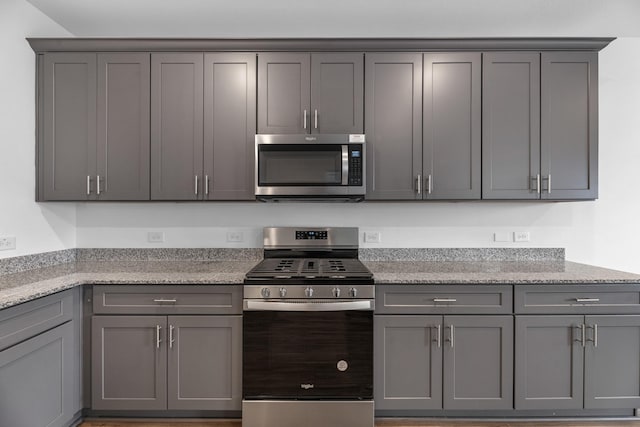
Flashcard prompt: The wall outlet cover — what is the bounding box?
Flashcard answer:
[147,231,165,243]
[0,236,16,251]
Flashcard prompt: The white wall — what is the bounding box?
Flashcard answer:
[0,0,75,259]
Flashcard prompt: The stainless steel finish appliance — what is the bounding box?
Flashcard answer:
[243,226,374,427]
[255,134,366,201]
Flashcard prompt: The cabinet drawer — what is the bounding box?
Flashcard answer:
[93,285,242,315]
[376,285,512,314]
[515,284,640,314]
[0,290,74,351]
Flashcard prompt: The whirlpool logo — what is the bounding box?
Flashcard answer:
[300,384,315,390]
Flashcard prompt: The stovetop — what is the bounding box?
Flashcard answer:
[246,258,372,279]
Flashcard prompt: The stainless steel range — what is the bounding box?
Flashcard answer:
[242,227,374,427]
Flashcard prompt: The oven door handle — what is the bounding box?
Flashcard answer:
[243,300,374,311]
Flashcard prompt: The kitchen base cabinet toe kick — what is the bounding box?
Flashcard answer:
[374,283,640,419]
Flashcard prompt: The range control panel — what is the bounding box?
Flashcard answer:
[295,230,328,240]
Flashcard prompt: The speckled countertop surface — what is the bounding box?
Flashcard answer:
[2,258,640,310]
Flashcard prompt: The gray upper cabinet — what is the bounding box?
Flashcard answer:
[203,53,256,200]
[483,51,598,200]
[151,53,204,200]
[97,53,150,200]
[482,52,541,199]
[365,53,423,200]
[40,52,150,201]
[258,52,363,134]
[541,52,598,200]
[423,53,481,199]
[41,53,97,201]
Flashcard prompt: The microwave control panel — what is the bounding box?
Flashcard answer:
[348,145,363,186]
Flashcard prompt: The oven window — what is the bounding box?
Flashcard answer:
[258,145,343,186]
[243,310,373,400]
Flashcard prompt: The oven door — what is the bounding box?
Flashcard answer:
[243,304,373,400]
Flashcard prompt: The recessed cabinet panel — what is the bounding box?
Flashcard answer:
[365,53,423,200]
[151,53,204,200]
[482,52,540,199]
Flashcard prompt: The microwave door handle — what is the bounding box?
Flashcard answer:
[342,145,349,185]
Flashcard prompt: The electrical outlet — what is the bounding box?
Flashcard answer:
[514,231,530,242]
[227,231,244,242]
[0,236,16,251]
[364,231,381,244]
[147,231,165,243]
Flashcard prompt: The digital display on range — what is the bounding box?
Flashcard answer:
[295,230,328,240]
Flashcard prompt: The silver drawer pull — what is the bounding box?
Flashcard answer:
[575,298,600,303]
[433,298,457,303]
[153,298,177,303]
[156,325,162,349]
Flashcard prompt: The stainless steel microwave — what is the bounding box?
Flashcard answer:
[255,134,366,202]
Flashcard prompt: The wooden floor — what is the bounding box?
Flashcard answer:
[79,419,640,427]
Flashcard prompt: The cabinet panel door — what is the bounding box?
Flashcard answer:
[482,52,540,199]
[585,315,640,409]
[257,53,310,134]
[541,52,598,199]
[443,315,513,410]
[97,53,150,200]
[365,53,423,200]
[311,53,364,134]
[167,316,242,410]
[374,315,442,410]
[203,53,256,200]
[423,53,481,199]
[92,316,167,410]
[151,53,204,200]
[515,315,584,410]
[42,53,96,200]
[0,322,75,427]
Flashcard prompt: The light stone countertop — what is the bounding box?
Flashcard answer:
[1,259,640,310]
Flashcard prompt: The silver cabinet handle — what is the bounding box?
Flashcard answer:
[587,324,598,348]
[194,175,199,195]
[445,325,454,348]
[532,174,541,194]
[574,324,586,347]
[543,174,551,194]
[303,109,307,129]
[575,298,600,303]
[432,324,441,348]
[416,174,422,195]
[153,298,177,303]
[205,175,209,196]
[87,175,91,195]
[169,325,175,349]
[156,325,162,349]
[314,109,318,129]
[426,174,432,194]
[96,175,101,195]
[433,298,457,303]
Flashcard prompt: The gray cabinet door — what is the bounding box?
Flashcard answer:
[541,52,598,200]
[443,315,513,409]
[515,315,584,410]
[584,315,640,409]
[482,52,541,200]
[167,315,242,410]
[41,53,96,200]
[310,53,364,134]
[97,53,150,200]
[257,53,310,134]
[365,53,423,200]
[203,53,256,200]
[423,53,481,199]
[91,315,167,410]
[374,315,442,410]
[151,53,204,200]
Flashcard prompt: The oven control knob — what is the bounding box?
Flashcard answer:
[305,287,314,298]
[332,287,341,298]
[279,287,287,298]
[349,287,358,298]
[261,287,271,298]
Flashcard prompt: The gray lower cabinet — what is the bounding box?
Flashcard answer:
[91,314,242,411]
[151,53,256,200]
[257,52,363,134]
[40,52,150,201]
[375,314,513,411]
[482,51,598,200]
[0,289,80,427]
